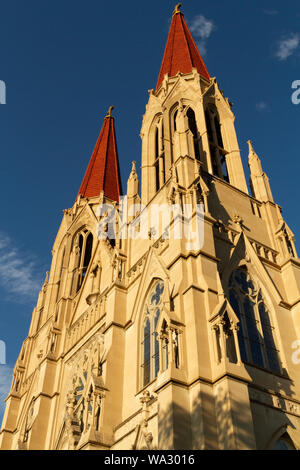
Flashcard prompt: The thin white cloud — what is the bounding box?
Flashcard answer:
[256,101,271,112]
[0,232,43,302]
[197,42,207,56]
[189,14,216,56]
[0,365,12,424]
[275,33,300,61]
[190,15,215,40]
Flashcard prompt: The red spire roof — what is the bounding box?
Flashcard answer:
[156,6,210,90]
[77,107,122,201]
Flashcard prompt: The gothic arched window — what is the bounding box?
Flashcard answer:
[283,228,295,257]
[172,104,201,162]
[205,106,229,182]
[173,109,178,132]
[187,107,200,161]
[141,280,165,387]
[153,118,165,192]
[273,434,296,450]
[56,245,66,303]
[229,269,281,374]
[72,230,94,294]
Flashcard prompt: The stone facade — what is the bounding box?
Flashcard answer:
[1,6,300,451]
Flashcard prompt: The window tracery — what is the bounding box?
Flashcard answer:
[64,334,105,448]
[229,269,281,373]
[141,280,165,387]
[20,397,37,446]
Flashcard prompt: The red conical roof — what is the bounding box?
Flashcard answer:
[156,8,210,90]
[77,108,122,201]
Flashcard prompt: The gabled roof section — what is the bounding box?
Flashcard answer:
[77,106,122,201]
[156,5,211,91]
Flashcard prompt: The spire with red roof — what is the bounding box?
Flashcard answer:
[156,3,210,91]
[77,106,122,201]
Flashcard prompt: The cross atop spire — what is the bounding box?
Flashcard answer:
[156,4,211,91]
[105,105,114,118]
[173,3,182,15]
[77,108,122,201]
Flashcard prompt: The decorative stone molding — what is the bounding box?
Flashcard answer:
[249,388,300,417]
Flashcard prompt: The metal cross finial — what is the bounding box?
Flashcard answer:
[173,3,182,15]
[105,106,114,118]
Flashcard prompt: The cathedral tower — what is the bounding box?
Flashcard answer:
[1,5,300,450]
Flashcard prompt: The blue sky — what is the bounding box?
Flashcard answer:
[0,0,300,423]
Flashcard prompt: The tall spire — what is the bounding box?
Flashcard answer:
[248,140,273,203]
[156,4,210,90]
[77,107,122,201]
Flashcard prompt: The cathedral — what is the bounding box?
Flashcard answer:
[1,4,300,450]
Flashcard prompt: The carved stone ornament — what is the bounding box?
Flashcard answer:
[64,333,106,448]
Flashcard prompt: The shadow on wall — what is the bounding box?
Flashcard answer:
[156,385,261,450]
[206,174,231,228]
[157,383,297,450]
[158,399,192,450]
[206,184,298,449]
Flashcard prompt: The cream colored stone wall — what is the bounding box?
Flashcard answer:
[1,69,300,451]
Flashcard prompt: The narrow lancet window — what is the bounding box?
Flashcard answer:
[141,280,165,387]
[205,107,229,182]
[187,108,200,160]
[142,317,151,387]
[153,118,166,192]
[71,230,94,294]
[155,127,159,160]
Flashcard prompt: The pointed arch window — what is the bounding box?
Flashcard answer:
[273,434,296,450]
[229,269,281,374]
[172,104,201,162]
[141,280,165,387]
[205,106,229,182]
[187,107,201,161]
[154,127,160,192]
[71,230,94,294]
[56,245,66,302]
[283,228,295,257]
[173,109,178,132]
[154,118,165,192]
